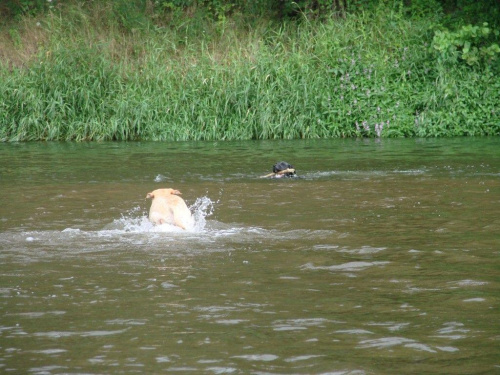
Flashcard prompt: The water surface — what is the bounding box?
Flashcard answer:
[0,138,499,374]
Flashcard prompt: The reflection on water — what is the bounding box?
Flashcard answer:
[0,138,499,374]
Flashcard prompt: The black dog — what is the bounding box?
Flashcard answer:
[261,161,297,178]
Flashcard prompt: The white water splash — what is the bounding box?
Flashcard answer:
[189,196,216,232]
[104,196,216,234]
[154,174,169,182]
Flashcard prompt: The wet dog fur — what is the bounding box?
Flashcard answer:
[146,188,194,230]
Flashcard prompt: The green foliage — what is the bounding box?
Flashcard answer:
[441,0,500,29]
[154,0,194,14]
[2,0,500,24]
[113,0,150,31]
[8,28,22,48]
[432,23,500,67]
[401,0,443,19]
[1,1,499,141]
[1,0,56,19]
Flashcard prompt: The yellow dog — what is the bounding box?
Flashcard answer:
[146,188,194,230]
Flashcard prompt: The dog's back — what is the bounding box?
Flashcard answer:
[146,188,194,230]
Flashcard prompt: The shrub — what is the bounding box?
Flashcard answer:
[432,23,500,67]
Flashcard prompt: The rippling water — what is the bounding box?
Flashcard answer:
[0,138,499,374]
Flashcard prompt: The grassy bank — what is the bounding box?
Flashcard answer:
[1,2,499,141]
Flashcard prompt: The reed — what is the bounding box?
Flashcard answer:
[1,2,498,141]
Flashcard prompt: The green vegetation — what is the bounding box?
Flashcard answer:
[1,0,499,141]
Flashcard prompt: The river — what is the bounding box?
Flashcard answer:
[0,138,499,374]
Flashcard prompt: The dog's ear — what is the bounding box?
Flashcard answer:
[146,192,154,199]
[172,189,182,195]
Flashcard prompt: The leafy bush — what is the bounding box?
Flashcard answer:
[432,23,500,67]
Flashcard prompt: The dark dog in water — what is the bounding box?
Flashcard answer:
[261,161,297,178]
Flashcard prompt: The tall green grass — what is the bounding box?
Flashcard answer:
[1,2,499,141]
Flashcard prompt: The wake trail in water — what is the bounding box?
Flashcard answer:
[1,195,340,257]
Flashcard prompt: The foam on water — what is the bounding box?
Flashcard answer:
[189,196,216,231]
[0,195,308,261]
[0,196,240,260]
[104,195,216,234]
[301,261,390,272]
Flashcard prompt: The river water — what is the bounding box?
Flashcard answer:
[0,138,499,374]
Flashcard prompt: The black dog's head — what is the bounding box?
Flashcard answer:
[273,161,296,177]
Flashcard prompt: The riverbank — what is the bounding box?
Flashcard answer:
[1,1,499,141]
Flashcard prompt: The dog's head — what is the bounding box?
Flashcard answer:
[146,188,182,199]
[272,161,296,177]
